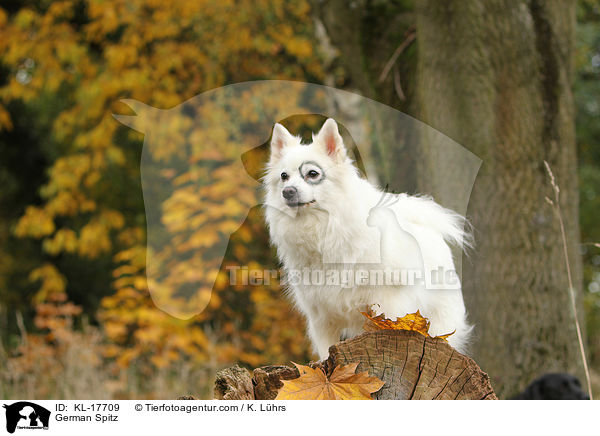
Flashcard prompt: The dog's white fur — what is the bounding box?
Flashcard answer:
[263,119,472,359]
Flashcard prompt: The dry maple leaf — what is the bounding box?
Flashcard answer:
[361,308,454,341]
[275,362,384,400]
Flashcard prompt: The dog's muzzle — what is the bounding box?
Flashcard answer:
[282,186,316,207]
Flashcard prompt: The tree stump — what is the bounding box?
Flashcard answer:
[212,330,497,400]
[214,364,255,400]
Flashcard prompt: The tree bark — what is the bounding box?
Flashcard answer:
[212,331,497,400]
[214,365,255,400]
[415,0,584,398]
[315,0,586,397]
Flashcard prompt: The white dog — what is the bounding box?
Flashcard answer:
[263,119,472,359]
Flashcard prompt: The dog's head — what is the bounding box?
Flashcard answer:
[264,118,355,215]
[514,373,589,400]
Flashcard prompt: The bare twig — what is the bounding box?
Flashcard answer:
[15,310,28,347]
[378,28,416,83]
[0,332,5,358]
[543,160,593,400]
[393,66,406,101]
[581,242,600,249]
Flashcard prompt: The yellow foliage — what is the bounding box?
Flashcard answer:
[78,220,112,258]
[0,104,12,130]
[43,228,78,255]
[29,263,67,303]
[1,0,324,385]
[15,206,55,238]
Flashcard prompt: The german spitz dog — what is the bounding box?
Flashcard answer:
[263,119,472,359]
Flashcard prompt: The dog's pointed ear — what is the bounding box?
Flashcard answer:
[315,118,346,161]
[270,123,294,161]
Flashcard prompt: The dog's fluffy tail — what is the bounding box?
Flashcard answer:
[396,194,473,250]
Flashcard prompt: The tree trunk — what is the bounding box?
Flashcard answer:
[211,331,497,400]
[314,0,419,193]
[415,0,584,397]
[316,0,586,398]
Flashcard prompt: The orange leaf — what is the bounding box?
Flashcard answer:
[275,362,384,400]
[361,308,454,341]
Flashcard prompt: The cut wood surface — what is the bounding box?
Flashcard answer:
[211,330,497,400]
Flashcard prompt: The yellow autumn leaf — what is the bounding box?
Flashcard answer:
[275,362,384,400]
[361,308,454,341]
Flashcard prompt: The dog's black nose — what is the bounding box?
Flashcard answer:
[282,187,298,201]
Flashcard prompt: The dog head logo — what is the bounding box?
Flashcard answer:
[112,81,480,318]
[3,402,50,434]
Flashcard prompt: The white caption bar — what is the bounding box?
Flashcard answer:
[0,400,595,435]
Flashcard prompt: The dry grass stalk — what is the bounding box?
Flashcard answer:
[544,160,593,400]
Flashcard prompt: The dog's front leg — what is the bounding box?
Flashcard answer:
[307,318,341,360]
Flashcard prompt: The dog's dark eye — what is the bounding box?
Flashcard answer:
[307,170,319,178]
[281,172,289,181]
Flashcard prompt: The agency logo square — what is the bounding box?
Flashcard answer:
[2,402,50,434]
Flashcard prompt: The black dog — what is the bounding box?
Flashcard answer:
[511,373,589,400]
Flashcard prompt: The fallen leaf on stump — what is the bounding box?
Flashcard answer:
[361,308,454,341]
[275,362,384,400]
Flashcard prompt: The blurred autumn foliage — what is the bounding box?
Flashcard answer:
[0,0,325,398]
[2,0,599,401]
